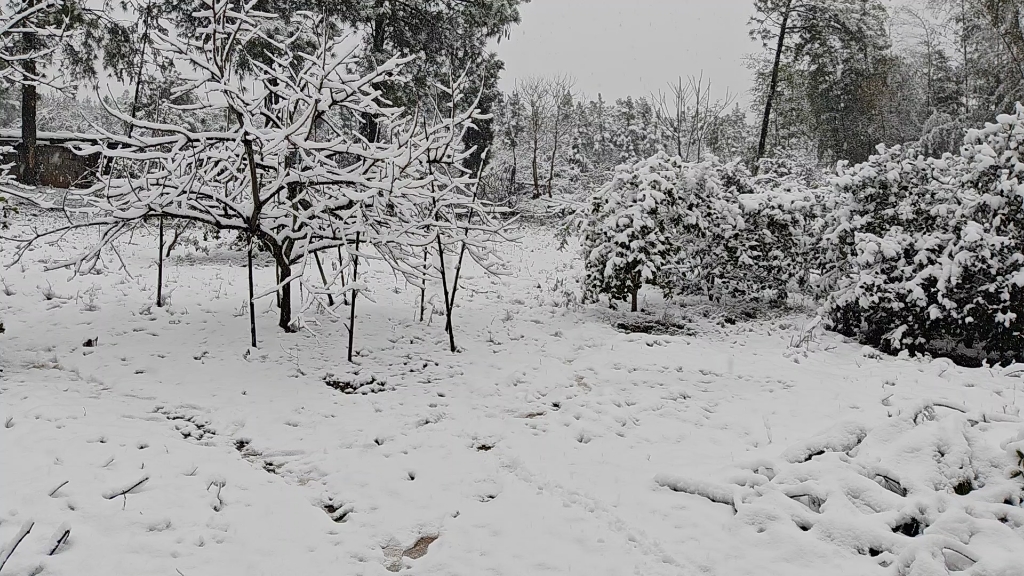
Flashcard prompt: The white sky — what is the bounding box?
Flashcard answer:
[492,0,760,105]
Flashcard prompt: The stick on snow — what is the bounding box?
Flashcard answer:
[0,520,33,571]
[103,474,150,500]
[48,523,70,555]
[48,480,69,497]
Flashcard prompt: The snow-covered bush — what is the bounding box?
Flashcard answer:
[824,104,1024,366]
[719,177,822,300]
[583,153,683,311]
[695,160,823,301]
[582,152,826,308]
[660,158,748,299]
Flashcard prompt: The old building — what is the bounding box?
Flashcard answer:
[0,130,103,189]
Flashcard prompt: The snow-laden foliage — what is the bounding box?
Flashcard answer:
[719,168,822,300]
[823,105,1024,366]
[0,0,69,89]
[583,153,825,308]
[669,159,823,301]
[583,153,681,311]
[8,0,512,337]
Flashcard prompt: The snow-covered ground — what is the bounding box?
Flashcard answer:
[2,219,1023,576]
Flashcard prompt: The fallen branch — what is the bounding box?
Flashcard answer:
[48,522,70,555]
[0,520,33,571]
[102,474,150,500]
[48,480,69,497]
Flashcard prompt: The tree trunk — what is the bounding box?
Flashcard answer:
[755,0,791,170]
[546,102,561,198]
[509,145,517,198]
[314,252,334,307]
[248,240,257,348]
[531,132,541,198]
[156,216,164,307]
[958,0,969,114]
[277,258,294,332]
[20,57,37,185]
[128,2,152,130]
[435,235,457,353]
[630,287,638,313]
[275,263,282,308]
[347,232,361,363]
[419,248,427,322]
[362,0,387,143]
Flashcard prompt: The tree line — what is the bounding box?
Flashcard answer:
[479,0,1024,205]
[749,0,1024,166]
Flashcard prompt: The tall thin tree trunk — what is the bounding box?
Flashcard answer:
[128,2,152,128]
[156,216,164,307]
[692,72,703,162]
[347,232,361,363]
[362,0,387,143]
[239,111,269,344]
[314,252,334,307]
[248,240,257,348]
[419,248,427,322]
[756,1,791,170]
[509,145,517,198]
[20,17,37,186]
[630,287,638,313]
[531,131,541,198]
[435,235,457,353]
[546,99,561,198]
[961,0,970,114]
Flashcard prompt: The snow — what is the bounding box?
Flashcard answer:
[1,217,1023,575]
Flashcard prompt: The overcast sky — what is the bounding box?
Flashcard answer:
[492,0,759,105]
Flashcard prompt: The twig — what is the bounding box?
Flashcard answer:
[102,474,150,500]
[48,480,69,497]
[48,523,70,555]
[0,520,33,571]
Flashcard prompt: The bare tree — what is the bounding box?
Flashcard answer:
[544,74,575,197]
[899,7,949,111]
[652,73,735,162]
[653,77,691,158]
[687,73,735,162]
[516,76,549,199]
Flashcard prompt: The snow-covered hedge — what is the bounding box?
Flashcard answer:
[582,153,826,307]
[824,104,1024,366]
[700,162,823,300]
[581,104,1024,366]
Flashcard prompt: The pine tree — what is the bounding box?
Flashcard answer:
[583,153,682,312]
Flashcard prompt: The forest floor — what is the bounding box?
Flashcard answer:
[1,217,1023,576]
